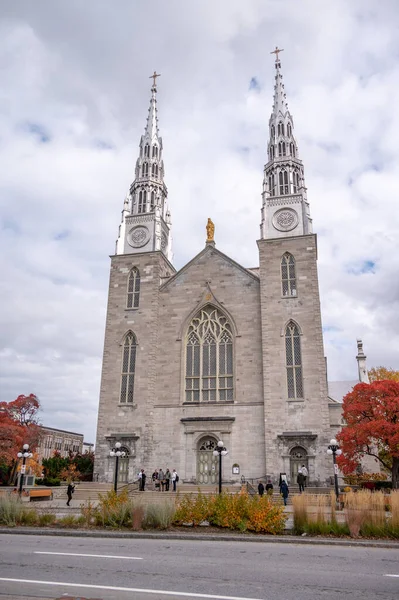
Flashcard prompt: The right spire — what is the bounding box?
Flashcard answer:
[260,48,312,239]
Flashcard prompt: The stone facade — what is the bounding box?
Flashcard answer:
[94,58,345,486]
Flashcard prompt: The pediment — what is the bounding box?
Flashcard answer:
[159,243,259,291]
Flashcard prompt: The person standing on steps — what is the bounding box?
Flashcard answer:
[280,480,289,506]
[159,468,165,491]
[258,481,265,496]
[140,469,146,491]
[172,469,178,492]
[165,468,171,491]
[66,482,75,506]
[297,469,305,493]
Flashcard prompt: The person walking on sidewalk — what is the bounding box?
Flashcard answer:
[66,482,75,506]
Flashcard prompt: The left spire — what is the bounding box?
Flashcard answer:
[115,73,172,262]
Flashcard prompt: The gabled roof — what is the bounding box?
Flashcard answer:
[160,243,259,291]
[328,380,358,404]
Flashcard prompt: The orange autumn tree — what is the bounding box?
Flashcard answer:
[337,381,399,489]
[368,366,399,383]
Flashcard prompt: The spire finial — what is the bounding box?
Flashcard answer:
[206,218,215,243]
[270,46,284,63]
[149,71,161,88]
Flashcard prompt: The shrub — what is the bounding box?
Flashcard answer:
[174,491,286,534]
[80,500,96,528]
[57,515,78,528]
[43,478,61,486]
[94,489,131,528]
[38,513,56,526]
[292,494,308,534]
[20,509,38,526]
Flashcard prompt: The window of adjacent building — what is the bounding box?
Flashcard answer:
[281,252,297,297]
[285,321,304,399]
[120,333,137,403]
[127,268,140,309]
[185,305,233,402]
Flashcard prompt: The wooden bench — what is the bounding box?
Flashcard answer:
[29,489,53,501]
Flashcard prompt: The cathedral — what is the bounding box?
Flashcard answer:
[94,53,365,486]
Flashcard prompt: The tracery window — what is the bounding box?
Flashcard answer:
[150,191,155,210]
[152,164,158,178]
[144,144,150,157]
[152,145,158,158]
[290,143,295,157]
[278,121,285,136]
[120,333,137,403]
[268,173,275,196]
[127,267,140,309]
[185,305,233,402]
[281,253,296,297]
[287,123,292,137]
[285,322,303,399]
[270,144,275,160]
[271,125,275,139]
[142,162,149,177]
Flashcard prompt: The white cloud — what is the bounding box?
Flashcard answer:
[1,0,399,442]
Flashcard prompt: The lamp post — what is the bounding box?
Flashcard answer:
[109,442,125,493]
[327,438,342,499]
[17,443,33,496]
[213,440,228,494]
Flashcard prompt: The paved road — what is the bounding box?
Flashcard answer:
[0,534,397,600]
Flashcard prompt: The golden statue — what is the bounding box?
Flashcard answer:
[206,218,215,242]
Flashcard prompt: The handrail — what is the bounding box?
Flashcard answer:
[118,480,140,494]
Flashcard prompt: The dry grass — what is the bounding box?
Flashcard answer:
[292,494,307,534]
[391,491,399,529]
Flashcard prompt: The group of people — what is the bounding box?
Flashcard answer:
[257,465,309,507]
[137,468,179,492]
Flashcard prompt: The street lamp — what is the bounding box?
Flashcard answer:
[109,442,125,493]
[327,438,342,499]
[213,440,228,494]
[17,443,33,496]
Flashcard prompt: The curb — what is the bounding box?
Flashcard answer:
[0,527,397,548]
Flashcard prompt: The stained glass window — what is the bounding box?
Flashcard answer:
[281,253,297,297]
[127,268,140,309]
[185,306,233,402]
[120,333,137,403]
[285,322,303,398]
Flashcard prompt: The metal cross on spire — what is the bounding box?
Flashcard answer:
[270,46,284,62]
[149,71,161,88]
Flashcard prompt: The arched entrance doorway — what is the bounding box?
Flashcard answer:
[290,446,308,482]
[197,437,219,484]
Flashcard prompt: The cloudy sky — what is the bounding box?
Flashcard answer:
[1,0,399,444]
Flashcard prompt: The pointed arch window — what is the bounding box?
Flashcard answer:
[144,144,150,157]
[138,190,147,213]
[290,143,295,157]
[279,171,289,195]
[150,191,155,210]
[127,267,140,309]
[185,306,233,403]
[278,122,285,136]
[271,125,275,139]
[142,163,149,177]
[152,145,158,158]
[281,253,296,297]
[270,144,275,160]
[285,322,303,398]
[268,173,275,197]
[120,333,137,403]
[287,123,292,137]
[152,164,158,178]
